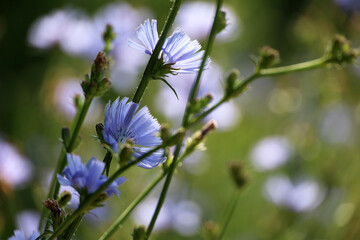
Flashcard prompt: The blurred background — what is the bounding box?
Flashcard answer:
[1,0,360,239]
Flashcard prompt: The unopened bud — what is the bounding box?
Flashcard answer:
[326,34,359,64]
[189,94,214,115]
[103,24,116,54]
[229,162,248,189]
[43,199,65,228]
[185,120,217,155]
[214,11,227,34]
[95,78,111,96]
[161,125,186,147]
[96,123,105,144]
[120,139,134,167]
[257,46,280,70]
[132,225,146,240]
[58,191,72,207]
[200,120,217,138]
[92,52,107,76]
[73,94,84,110]
[204,221,219,240]
[61,127,71,150]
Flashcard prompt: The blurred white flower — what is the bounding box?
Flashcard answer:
[156,63,241,130]
[176,1,240,42]
[52,78,102,123]
[250,136,293,171]
[132,197,173,231]
[16,210,40,237]
[264,175,325,212]
[132,197,202,236]
[0,139,33,188]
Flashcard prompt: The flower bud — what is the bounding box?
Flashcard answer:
[43,199,65,229]
[189,94,214,115]
[61,127,71,150]
[120,139,134,167]
[326,34,359,64]
[58,190,72,207]
[96,123,105,144]
[73,94,84,110]
[161,125,186,147]
[94,78,111,97]
[214,11,227,34]
[185,120,217,155]
[103,24,116,54]
[132,225,146,240]
[204,221,219,240]
[257,46,280,70]
[229,162,248,189]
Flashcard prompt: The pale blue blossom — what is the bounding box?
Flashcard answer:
[8,230,39,240]
[128,19,210,74]
[57,154,126,197]
[103,97,165,168]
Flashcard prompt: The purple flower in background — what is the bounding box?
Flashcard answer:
[57,154,126,197]
[263,175,325,212]
[103,97,165,168]
[128,19,210,75]
[176,1,240,42]
[334,0,360,12]
[8,230,39,240]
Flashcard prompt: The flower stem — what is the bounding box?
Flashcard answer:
[132,0,183,103]
[99,172,166,240]
[62,214,85,240]
[218,190,241,240]
[39,96,93,231]
[182,0,224,127]
[145,143,182,239]
[188,56,329,128]
[145,1,224,239]
[46,144,164,240]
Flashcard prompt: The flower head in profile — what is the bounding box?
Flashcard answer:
[128,19,210,77]
[57,154,126,197]
[8,230,39,240]
[103,97,165,169]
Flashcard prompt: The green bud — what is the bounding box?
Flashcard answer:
[58,191,72,207]
[189,94,214,115]
[229,162,248,189]
[73,94,84,110]
[61,127,71,149]
[185,120,217,155]
[326,34,359,64]
[161,125,186,147]
[204,221,220,240]
[224,69,241,98]
[96,123,105,144]
[257,46,280,70]
[132,225,146,240]
[103,24,116,54]
[120,139,134,167]
[214,11,227,34]
[94,78,111,96]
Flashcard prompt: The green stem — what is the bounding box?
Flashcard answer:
[132,0,183,103]
[145,1,224,239]
[182,0,224,127]
[188,56,329,128]
[99,172,166,240]
[62,214,84,240]
[218,190,241,240]
[47,144,164,240]
[145,144,182,239]
[39,97,93,231]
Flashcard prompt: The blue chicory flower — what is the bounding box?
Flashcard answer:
[57,154,126,197]
[128,19,210,74]
[103,97,165,169]
[8,230,39,240]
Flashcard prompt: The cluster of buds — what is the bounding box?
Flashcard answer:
[325,34,359,64]
[256,46,280,71]
[188,94,214,116]
[81,52,111,98]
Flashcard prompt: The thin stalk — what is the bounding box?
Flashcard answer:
[99,172,166,240]
[182,0,224,127]
[62,214,84,240]
[47,144,164,240]
[188,56,329,128]
[218,190,241,240]
[145,143,182,239]
[132,0,183,103]
[145,1,224,238]
[39,97,93,231]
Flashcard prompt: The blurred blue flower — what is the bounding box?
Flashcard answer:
[57,154,126,197]
[128,19,210,74]
[103,97,165,168]
[8,230,39,240]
